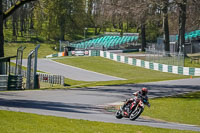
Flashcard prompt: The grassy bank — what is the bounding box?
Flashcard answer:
[0,110,197,133]
[54,56,190,85]
[4,43,57,58]
[142,91,200,126]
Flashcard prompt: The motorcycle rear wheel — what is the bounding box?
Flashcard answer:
[129,107,144,121]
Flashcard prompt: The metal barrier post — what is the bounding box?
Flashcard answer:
[15,46,26,76]
[26,50,34,89]
[26,44,40,89]
[34,45,40,89]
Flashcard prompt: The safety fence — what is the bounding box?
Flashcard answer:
[10,66,65,86]
[145,48,184,67]
[100,51,200,76]
[38,73,65,86]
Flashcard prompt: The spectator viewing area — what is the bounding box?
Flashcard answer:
[177,30,200,41]
[70,33,139,50]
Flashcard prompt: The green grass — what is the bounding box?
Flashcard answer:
[40,78,88,89]
[184,57,200,68]
[124,51,145,54]
[0,110,197,133]
[54,57,190,85]
[142,91,200,126]
[4,43,58,58]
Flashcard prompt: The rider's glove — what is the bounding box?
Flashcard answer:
[147,103,151,108]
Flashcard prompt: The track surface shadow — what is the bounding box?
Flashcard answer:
[0,78,200,131]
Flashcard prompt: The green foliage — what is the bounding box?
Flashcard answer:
[34,0,87,41]
[146,23,161,42]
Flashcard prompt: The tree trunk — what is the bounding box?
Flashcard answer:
[119,21,123,37]
[4,18,7,29]
[0,0,4,74]
[162,1,170,52]
[3,0,7,29]
[141,23,146,51]
[178,0,187,55]
[59,16,65,41]
[30,12,34,29]
[12,14,17,37]
[0,0,4,58]
[126,18,129,32]
[20,18,24,37]
[95,25,98,35]
[20,7,24,37]
[60,25,65,41]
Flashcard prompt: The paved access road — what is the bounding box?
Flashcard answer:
[0,78,200,131]
[20,59,125,81]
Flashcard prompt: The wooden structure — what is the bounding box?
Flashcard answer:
[188,53,200,64]
[0,56,24,90]
[0,56,16,75]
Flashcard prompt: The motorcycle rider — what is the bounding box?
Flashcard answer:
[122,87,150,111]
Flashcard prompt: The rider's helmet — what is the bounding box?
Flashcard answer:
[141,87,148,95]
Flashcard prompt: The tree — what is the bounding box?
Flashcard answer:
[149,0,171,52]
[0,0,36,74]
[176,0,187,53]
[127,0,152,51]
[162,0,170,52]
[0,0,36,58]
[0,0,5,58]
[34,0,87,41]
[100,0,151,51]
[171,0,200,53]
[89,0,105,35]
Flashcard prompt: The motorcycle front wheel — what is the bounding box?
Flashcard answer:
[115,109,123,119]
[129,107,144,121]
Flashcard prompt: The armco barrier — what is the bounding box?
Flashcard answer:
[0,75,8,90]
[100,51,200,76]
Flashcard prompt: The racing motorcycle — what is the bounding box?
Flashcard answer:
[115,96,149,121]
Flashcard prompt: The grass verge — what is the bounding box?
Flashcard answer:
[0,110,197,133]
[142,91,200,126]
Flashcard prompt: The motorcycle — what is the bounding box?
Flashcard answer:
[115,96,149,121]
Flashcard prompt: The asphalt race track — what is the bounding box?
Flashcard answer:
[0,78,200,131]
[20,59,125,81]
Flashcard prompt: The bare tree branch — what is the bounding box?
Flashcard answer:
[3,0,37,20]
